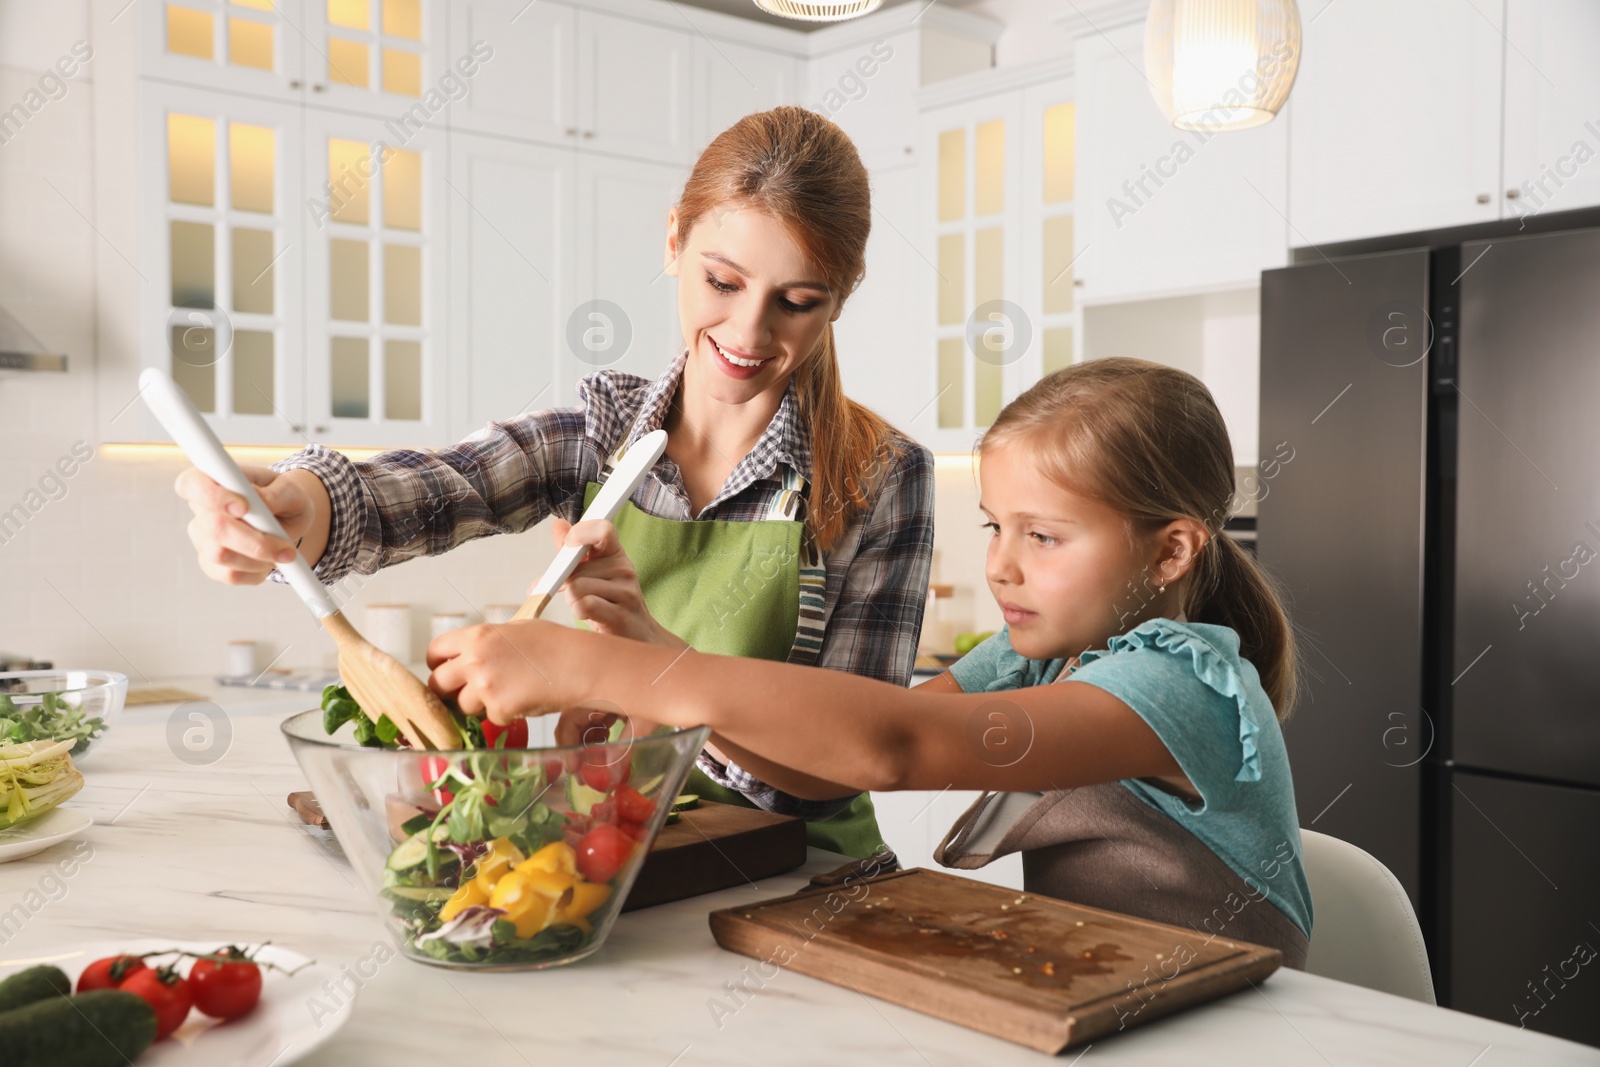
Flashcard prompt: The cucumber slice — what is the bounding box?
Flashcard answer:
[670,794,699,813]
[382,885,455,903]
[564,776,606,816]
[386,832,430,871]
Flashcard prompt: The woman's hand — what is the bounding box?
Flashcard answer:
[174,465,325,584]
[426,619,591,724]
[546,518,686,648]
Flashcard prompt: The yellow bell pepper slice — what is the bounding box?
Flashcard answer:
[488,869,554,939]
[438,878,489,923]
[472,837,525,892]
[558,881,612,924]
[517,841,578,877]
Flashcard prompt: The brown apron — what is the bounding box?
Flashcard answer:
[935,783,1309,969]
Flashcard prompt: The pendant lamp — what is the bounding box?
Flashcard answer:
[1145,0,1302,132]
[753,0,883,21]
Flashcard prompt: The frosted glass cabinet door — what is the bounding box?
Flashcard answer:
[140,82,306,445]
[143,0,307,100]
[446,132,574,442]
[302,0,450,119]
[303,108,449,447]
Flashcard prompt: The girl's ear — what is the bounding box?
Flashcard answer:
[1154,518,1211,584]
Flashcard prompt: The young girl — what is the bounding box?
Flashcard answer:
[427,357,1314,965]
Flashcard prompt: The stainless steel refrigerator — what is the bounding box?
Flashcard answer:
[1259,225,1600,1045]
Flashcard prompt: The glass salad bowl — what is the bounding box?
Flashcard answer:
[281,708,710,971]
[0,670,127,760]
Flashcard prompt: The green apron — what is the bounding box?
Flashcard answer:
[578,441,885,860]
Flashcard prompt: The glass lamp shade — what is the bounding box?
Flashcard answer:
[753,0,883,21]
[1145,0,1302,132]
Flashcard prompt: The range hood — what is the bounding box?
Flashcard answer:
[0,303,68,372]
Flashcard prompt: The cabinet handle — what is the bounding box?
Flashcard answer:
[1476,193,1491,204]
[904,146,913,155]
[312,83,326,93]
[582,130,595,139]
[1505,188,1521,200]
[289,79,303,90]
[565,127,578,137]
[290,424,303,434]
[313,425,327,434]
[1073,279,1085,288]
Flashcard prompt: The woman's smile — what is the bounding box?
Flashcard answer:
[707,333,776,380]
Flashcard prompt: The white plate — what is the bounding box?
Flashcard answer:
[0,806,92,863]
[0,939,354,1066]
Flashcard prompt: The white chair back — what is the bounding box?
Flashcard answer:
[1300,828,1436,1004]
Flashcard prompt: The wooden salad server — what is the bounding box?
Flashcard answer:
[139,368,460,750]
[512,428,670,621]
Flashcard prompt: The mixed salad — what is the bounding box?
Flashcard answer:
[0,690,107,756]
[320,685,681,967]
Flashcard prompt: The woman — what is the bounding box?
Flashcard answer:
[175,107,934,859]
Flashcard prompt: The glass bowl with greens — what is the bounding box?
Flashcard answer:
[0,670,126,760]
[281,690,710,971]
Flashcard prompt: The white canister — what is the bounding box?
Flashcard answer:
[431,611,470,641]
[225,640,256,678]
[482,604,518,625]
[366,603,413,665]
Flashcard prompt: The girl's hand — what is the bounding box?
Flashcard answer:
[174,465,316,585]
[546,518,686,648]
[426,619,589,724]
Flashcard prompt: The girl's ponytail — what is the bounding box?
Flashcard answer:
[1187,530,1297,718]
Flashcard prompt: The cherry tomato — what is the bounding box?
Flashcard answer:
[76,954,147,993]
[121,966,193,1040]
[590,796,618,826]
[420,756,454,806]
[579,751,631,793]
[189,947,263,1020]
[483,719,528,750]
[576,823,635,883]
[614,785,656,824]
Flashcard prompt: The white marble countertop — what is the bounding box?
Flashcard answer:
[4,680,1597,1066]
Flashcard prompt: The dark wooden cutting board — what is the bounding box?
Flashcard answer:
[709,867,1282,1052]
[622,800,807,911]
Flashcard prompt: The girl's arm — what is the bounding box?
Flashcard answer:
[430,623,1182,797]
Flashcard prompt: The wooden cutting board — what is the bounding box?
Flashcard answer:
[709,867,1282,1052]
[622,800,807,912]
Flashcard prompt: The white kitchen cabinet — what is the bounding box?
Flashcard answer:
[1501,0,1600,220]
[835,163,926,437]
[807,5,999,175]
[1287,0,1504,245]
[137,81,308,444]
[567,153,688,391]
[301,107,451,447]
[577,9,695,166]
[446,0,577,147]
[141,0,307,101]
[446,134,573,442]
[1075,23,1286,304]
[694,37,804,151]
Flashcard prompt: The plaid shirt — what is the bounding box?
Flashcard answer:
[271,347,935,819]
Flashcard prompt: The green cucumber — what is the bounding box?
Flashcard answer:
[670,794,699,813]
[383,885,455,903]
[0,988,156,1067]
[564,776,606,816]
[386,828,441,871]
[0,965,70,1013]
